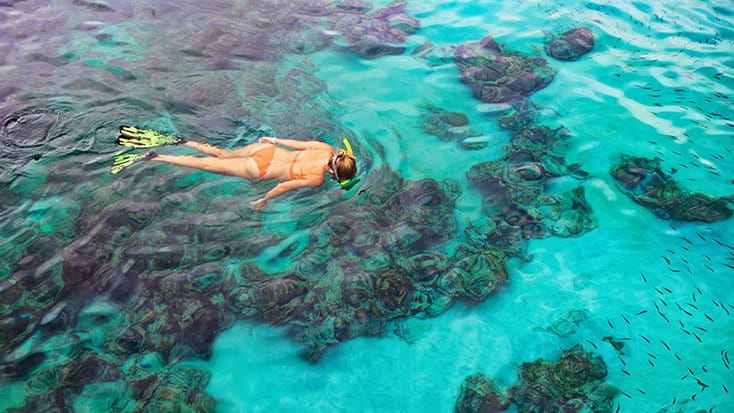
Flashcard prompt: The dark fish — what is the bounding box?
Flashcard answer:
[585,339,598,349]
[695,378,709,390]
[664,249,675,254]
[616,405,621,413]
[662,256,671,265]
[640,272,648,282]
[608,320,615,329]
[639,334,651,343]
[681,374,689,380]
[692,393,697,400]
[704,264,715,273]
[636,388,646,395]
[688,367,695,375]
[621,314,631,324]
[661,340,671,351]
[622,368,631,376]
[686,302,698,310]
[681,246,690,251]
[695,326,707,332]
[619,356,627,366]
[636,310,648,315]
[695,286,703,295]
[672,396,676,404]
[697,233,707,241]
[660,298,668,307]
[693,333,703,343]
[648,359,655,367]
[725,264,734,270]
[675,353,682,361]
[692,293,697,303]
[702,364,707,373]
[655,287,664,295]
[658,311,670,323]
[724,384,729,394]
[680,237,693,245]
[647,352,658,360]
[704,313,714,322]
[621,390,632,398]
[703,254,711,261]
[663,287,673,293]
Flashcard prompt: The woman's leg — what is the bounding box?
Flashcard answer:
[152,154,259,179]
[184,142,273,159]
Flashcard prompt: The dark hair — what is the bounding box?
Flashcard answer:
[332,149,357,181]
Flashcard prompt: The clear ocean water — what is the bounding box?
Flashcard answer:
[0,0,732,412]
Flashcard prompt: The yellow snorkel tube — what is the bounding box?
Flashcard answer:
[337,138,360,190]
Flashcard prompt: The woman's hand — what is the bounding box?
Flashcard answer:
[258,137,277,145]
[249,198,268,213]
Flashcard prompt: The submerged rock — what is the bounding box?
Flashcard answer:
[545,27,595,61]
[610,155,732,222]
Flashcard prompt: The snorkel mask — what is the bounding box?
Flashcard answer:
[331,138,360,190]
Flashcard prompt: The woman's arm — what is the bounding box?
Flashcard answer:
[249,175,324,212]
[259,137,333,152]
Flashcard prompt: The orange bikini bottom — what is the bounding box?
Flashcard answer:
[250,145,277,178]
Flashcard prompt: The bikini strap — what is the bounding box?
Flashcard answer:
[289,151,302,180]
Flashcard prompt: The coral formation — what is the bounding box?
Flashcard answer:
[454,36,556,104]
[418,103,486,150]
[545,28,595,61]
[455,373,510,413]
[610,155,732,222]
[454,345,618,413]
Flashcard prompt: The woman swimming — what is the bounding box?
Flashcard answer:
[112,127,357,212]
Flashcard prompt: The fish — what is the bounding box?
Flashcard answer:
[621,314,631,324]
[647,352,657,360]
[693,333,703,343]
[622,368,631,376]
[658,311,670,323]
[640,272,648,282]
[662,256,671,265]
[655,287,664,295]
[648,359,655,367]
[695,378,709,390]
[661,340,671,351]
[688,367,695,375]
[697,233,707,241]
[695,326,707,332]
[608,320,615,329]
[621,390,632,399]
[639,334,651,343]
[636,388,646,395]
[619,356,627,366]
[692,393,697,400]
[704,313,714,322]
[681,374,689,380]
[680,237,693,245]
[724,385,729,394]
[675,353,682,361]
[663,287,673,293]
[636,310,648,315]
[695,286,703,295]
[660,298,668,307]
[704,264,715,273]
[686,302,698,310]
[702,365,707,373]
[585,340,598,349]
[692,293,697,303]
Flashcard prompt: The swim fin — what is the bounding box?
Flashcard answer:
[110,151,157,175]
[117,126,185,148]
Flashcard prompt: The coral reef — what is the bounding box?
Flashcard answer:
[330,0,420,58]
[455,373,510,413]
[610,155,732,222]
[511,345,619,412]
[454,345,618,413]
[454,36,556,104]
[418,104,486,150]
[545,28,595,61]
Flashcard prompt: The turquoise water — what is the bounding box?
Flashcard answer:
[1,0,733,411]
